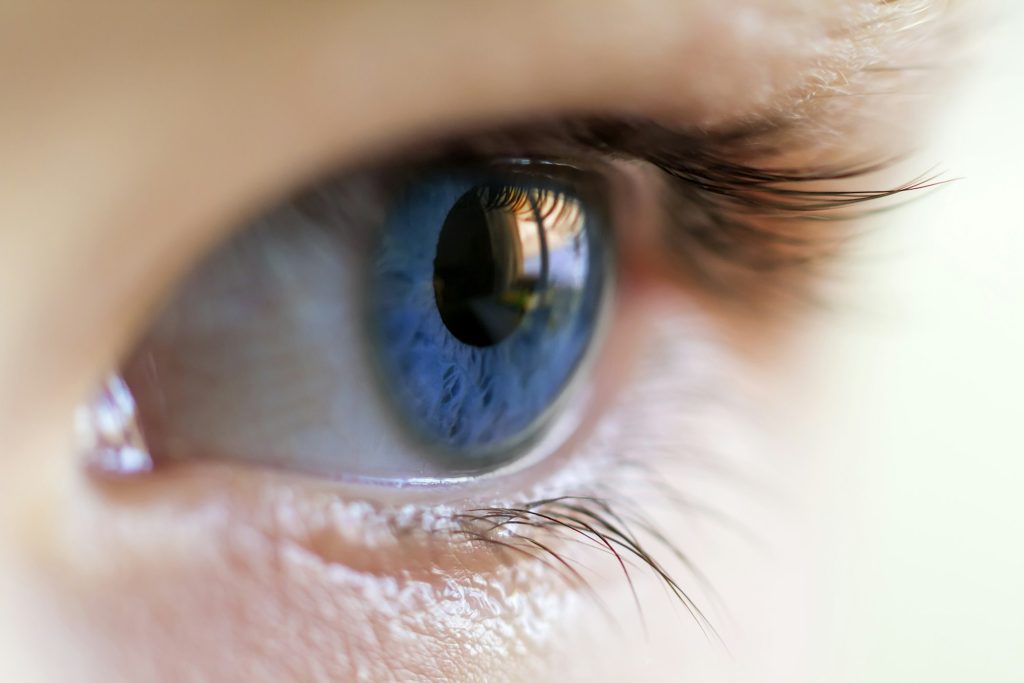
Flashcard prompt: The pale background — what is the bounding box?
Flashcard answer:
[796,1,1024,679]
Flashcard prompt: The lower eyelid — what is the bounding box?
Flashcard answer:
[46,466,583,680]
[76,298,688,566]
[94,254,691,525]
[53,284,747,683]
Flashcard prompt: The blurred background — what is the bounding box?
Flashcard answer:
[792,1,1024,679]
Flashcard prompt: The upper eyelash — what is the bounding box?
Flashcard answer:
[425,114,940,207]
[568,117,946,222]
[386,116,945,279]
[572,118,948,298]
[655,154,944,214]
[657,161,945,270]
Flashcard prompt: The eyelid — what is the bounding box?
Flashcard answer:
[373,119,942,304]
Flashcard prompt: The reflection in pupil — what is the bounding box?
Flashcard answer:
[433,186,540,347]
[372,174,597,455]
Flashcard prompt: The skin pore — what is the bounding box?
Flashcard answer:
[0,1,961,681]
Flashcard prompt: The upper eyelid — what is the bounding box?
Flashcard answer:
[368,113,939,210]
[330,117,941,290]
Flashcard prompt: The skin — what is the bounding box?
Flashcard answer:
[0,1,977,681]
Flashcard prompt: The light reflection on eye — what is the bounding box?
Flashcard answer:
[370,171,609,470]
[118,162,612,484]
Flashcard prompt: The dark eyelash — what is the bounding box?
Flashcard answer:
[656,155,944,215]
[656,159,947,299]
[448,494,724,645]
[571,117,946,229]
[592,122,949,300]
[432,115,941,212]
[398,116,946,292]
[657,162,945,272]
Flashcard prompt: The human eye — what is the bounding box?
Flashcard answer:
[2,1,971,681]
[108,158,615,484]
[74,111,939,668]
[73,129,755,671]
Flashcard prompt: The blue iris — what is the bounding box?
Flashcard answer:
[369,168,608,468]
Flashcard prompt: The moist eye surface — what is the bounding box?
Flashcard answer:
[369,170,610,467]
[118,163,612,484]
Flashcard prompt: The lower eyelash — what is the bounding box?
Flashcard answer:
[449,493,722,644]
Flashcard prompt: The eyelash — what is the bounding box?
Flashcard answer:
[387,118,942,290]
[451,494,721,641]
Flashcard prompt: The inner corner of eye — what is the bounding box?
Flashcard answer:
[98,163,614,486]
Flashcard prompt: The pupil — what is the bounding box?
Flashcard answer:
[433,187,540,347]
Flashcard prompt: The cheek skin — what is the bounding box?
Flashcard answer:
[5,467,578,682]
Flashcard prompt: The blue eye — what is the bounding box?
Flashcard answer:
[115,161,613,484]
[369,167,610,470]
